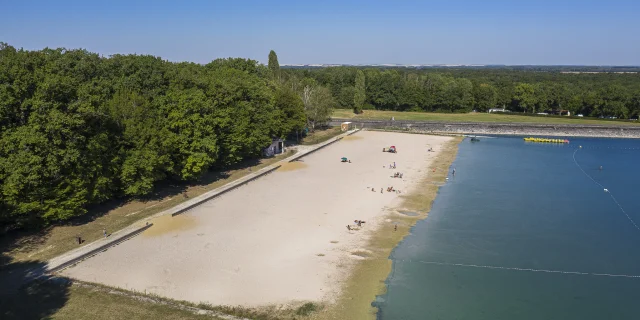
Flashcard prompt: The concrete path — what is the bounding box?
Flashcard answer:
[44,129,360,274]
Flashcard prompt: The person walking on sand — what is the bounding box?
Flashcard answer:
[347,225,351,231]
[394,224,397,231]
[452,168,456,177]
[103,228,107,238]
[381,188,383,194]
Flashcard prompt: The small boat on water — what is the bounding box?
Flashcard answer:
[523,137,570,144]
[470,137,480,142]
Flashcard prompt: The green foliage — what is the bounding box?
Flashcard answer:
[0,45,304,227]
[273,86,306,138]
[282,67,640,118]
[295,302,318,316]
[337,86,356,109]
[473,83,498,112]
[353,70,366,114]
[268,50,280,80]
[514,83,537,113]
[301,85,334,131]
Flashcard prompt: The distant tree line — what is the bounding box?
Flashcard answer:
[0,44,332,227]
[283,67,640,118]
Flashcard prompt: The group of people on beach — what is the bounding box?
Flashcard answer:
[353,147,404,233]
[346,220,366,231]
[370,186,401,194]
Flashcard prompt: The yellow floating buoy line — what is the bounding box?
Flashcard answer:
[523,137,570,143]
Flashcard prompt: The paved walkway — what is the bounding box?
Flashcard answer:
[44,129,360,274]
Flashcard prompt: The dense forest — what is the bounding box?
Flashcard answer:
[0,44,330,227]
[282,67,640,118]
[2,43,640,228]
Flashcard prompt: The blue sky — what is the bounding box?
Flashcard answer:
[2,0,639,65]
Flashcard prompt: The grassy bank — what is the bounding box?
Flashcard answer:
[0,279,223,320]
[1,150,295,266]
[316,135,462,320]
[1,277,326,320]
[333,109,640,126]
[300,127,344,145]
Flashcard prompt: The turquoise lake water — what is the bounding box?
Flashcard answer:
[376,136,640,320]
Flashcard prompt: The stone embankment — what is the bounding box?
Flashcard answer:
[331,119,640,138]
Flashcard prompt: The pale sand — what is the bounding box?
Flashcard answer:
[61,131,453,307]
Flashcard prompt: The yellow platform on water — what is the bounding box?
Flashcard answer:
[524,137,570,143]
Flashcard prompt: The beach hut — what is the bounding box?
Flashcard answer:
[341,122,354,131]
[263,138,284,157]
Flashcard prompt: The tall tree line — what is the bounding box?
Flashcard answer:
[0,44,317,227]
[283,67,640,118]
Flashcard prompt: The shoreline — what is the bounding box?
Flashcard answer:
[317,136,462,320]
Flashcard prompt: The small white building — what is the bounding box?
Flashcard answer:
[263,138,284,157]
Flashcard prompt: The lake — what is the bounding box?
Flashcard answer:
[376,136,640,320]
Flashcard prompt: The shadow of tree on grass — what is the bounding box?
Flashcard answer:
[0,252,70,320]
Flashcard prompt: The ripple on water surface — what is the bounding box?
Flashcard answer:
[377,136,640,320]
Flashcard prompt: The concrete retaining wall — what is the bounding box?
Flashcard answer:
[170,165,282,217]
[288,129,360,162]
[46,223,154,274]
[331,119,640,138]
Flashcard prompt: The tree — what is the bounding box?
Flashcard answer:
[108,90,171,196]
[353,70,366,114]
[0,43,292,227]
[442,78,473,112]
[280,65,640,115]
[473,83,497,112]
[600,84,630,118]
[337,86,356,109]
[273,86,306,138]
[268,50,280,81]
[302,85,334,131]
[514,83,536,113]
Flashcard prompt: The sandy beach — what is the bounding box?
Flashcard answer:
[61,130,453,307]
